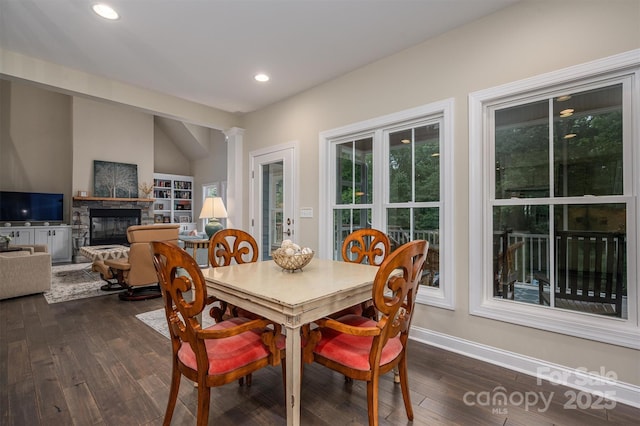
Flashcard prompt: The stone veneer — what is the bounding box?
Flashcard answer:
[71,198,154,246]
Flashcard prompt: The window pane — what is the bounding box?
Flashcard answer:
[335,138,373,204]
[491,202,627,317]
[336,143,353,204]
[549,204,627,318]
[354,138,373,205]
[387,207,411,249]
[389,130,413,203]
[553,85,623,197]
[333,208,372,260]
[495,101,550,199]
[414,207,440,287]
[415,124,440,202]
[204,185,218,197]
[493,205,550,304]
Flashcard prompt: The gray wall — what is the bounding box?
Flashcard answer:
[0,80,197,222]
[0,80,72,222]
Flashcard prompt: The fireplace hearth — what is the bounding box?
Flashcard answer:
[90,208,141,246]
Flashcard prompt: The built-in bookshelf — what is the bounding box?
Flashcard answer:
[153,173,195,232]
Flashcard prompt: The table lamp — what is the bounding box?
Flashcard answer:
[199,197,228,238]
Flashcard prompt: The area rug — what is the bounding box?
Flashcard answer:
[136,308,215,339]
[45,263,113,304]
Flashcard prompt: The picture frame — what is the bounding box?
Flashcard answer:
[93,160,138,198]
[154,214,163,223]
[163,216,171,223]
[156,203,164,210]
[179,216,190,223]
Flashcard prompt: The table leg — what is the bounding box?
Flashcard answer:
[285,325,302,426]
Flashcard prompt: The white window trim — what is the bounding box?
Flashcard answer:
[469,49,640,349]
[319,99,455,309]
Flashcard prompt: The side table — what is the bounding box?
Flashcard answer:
[181,238,210,267]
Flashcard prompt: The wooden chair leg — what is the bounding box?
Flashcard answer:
[163,362,182,426]
[196,383,211,426]
[398,358,414,420]
[393,366,400,383]
[366,376,380,426]
[238,373,252,386]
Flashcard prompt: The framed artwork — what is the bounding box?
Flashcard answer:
[93,160,138,198]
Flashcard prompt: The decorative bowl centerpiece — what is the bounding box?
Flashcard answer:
[272,239,314,272]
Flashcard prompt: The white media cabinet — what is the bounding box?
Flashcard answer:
[1,225,72,263]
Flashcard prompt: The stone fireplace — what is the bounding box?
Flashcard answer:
[72,197,154,248]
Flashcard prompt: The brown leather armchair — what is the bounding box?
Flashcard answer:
[101,224,180,300]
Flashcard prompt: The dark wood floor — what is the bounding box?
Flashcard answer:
[1,293,638,426]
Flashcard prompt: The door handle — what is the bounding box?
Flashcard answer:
[285,228,291,237]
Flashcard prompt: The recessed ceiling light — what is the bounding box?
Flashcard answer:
[560,108,574,117]
[401,139,411,144]
[254,73,270,82]
[92,4,119,20]
[564,133,577,139]
[557,95,572,102]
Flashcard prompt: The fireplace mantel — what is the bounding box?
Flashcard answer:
[73,196,154,202]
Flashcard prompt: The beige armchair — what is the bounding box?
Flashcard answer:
[0,247,51,300]
[98,224,179,301]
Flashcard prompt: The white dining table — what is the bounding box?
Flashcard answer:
[202,257,380,426]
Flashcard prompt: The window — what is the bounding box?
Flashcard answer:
[320,100,454,309]
[470,50,639,349]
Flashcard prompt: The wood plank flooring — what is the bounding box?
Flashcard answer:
[1,292,638,425]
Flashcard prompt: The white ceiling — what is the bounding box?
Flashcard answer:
[0,0,519,114]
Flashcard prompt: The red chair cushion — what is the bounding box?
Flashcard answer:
[313,314,403,371]
[177,317,271,375]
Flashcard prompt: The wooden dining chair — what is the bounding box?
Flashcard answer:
[331,228,391,319]
[208,228,259,267]
[306,240,428,426]
[151,241,283,426]
[208,228,261,319]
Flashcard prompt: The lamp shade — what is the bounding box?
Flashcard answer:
[199,197,228,220]
[199,197,228,238]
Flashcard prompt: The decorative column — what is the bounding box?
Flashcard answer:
[223,127,244,230]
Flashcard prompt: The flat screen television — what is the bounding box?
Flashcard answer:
[0,191,64,222]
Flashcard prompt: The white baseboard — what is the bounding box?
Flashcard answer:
[409,326,640,409]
